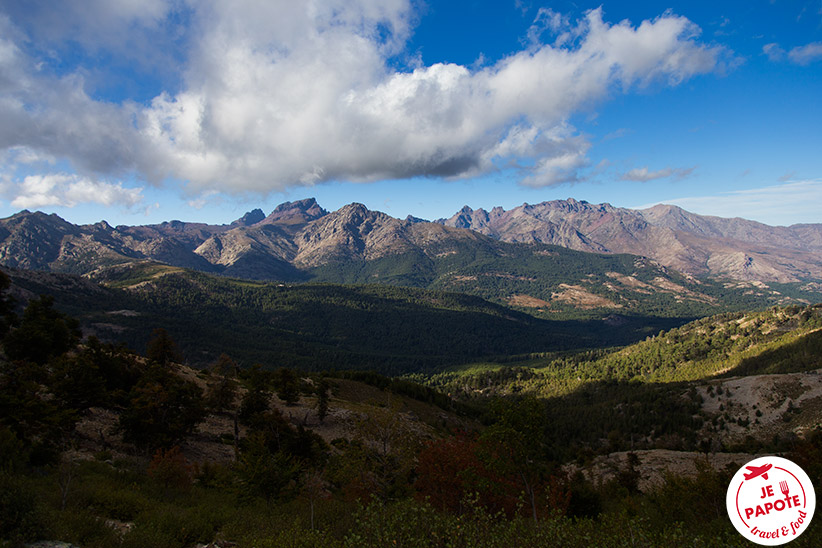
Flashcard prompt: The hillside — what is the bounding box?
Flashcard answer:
[419,304,822,458]
[308,239,821,319]
[3,277,822,547]
[69,363,477,468]
[542,303,822,384]
[2,203,820,325]
[426,304,822,393]
[2,200,821,304]
[0,288,491,546]
[438,199,822,283]
[8,264,682,374]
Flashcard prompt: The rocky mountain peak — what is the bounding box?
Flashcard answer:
[445,205,492,230]
[232,208,266,227]
[8,210,76,234]
[159,220,187,231]
[260,198,328,226]
[279,198,324,215]
[333,203,376,223]
[91,220,113,232]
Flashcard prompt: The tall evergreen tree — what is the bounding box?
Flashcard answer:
[275,367,300,406]
[316,378,330,423]
[2,295,79,365]
[146,328,183,366]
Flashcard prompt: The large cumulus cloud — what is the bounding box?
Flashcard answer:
[0,0,731,204]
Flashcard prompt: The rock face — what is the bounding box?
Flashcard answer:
[437,199,822,283]
[292,203,485,267]
[258,198,328,229]
[0,200,487,280]
[1,198,821,284]
[231,208,266,227]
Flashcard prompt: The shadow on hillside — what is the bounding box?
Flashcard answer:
[538,378,703,461]
[722,329,822,377]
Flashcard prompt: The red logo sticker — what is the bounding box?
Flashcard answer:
[727,456,816,545]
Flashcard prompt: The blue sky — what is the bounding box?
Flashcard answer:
[0,0,821,227]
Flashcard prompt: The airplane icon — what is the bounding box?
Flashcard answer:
[744,463,772,481]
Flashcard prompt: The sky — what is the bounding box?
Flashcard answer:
[0,0,821,228]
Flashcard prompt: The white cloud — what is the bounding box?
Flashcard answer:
[0,146,56,167]
[638,180,822,226]
[0,17,150,177]
[1,0,178,66]
[140,5,729,191]
[526,8,568,46]
[763,41,822,65]
[6,173,143,209]
[621,166,695,182]
[762,43,786,62]
[788,42,822,65]
[0,2,732,197]
[187,190,222,210]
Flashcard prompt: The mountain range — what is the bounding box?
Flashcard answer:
[0,199,485,280]
[437,199,822,283]
[1,198,821,317]
[3,197,822,282]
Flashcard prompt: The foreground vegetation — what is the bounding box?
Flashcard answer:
[4,429,822,548]
[3,270,822,546]
[6,456,822,548]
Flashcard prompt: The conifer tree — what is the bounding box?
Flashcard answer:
[316,378,330,423]
[146,327,183,366]
[275,367,300,406]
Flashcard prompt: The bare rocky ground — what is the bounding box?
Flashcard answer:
[68,368,475,467]
[566,369,822,493]
[697,369,822,444]
[565,449,756,493]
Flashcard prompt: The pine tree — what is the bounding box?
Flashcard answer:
[146,328,183,366]
[316,378,330,423]
[3,295,79,365]
[275,367,300,406]
[207,353,240,458]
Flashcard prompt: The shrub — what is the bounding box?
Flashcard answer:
[0,473,43,545]
[119,364,205,449]
[49,508,121,548]
[148,446,193,493]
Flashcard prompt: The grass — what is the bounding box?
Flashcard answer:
[17,459,797,548]
[101,263,185,289]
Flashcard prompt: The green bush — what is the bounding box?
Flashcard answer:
[0,473,43,545]
[48,508,121,548]
[243,519,343,548]
[136,503,223,547]
[73,480,148,522]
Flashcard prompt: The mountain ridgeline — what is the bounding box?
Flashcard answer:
[1,198,821,321]
[438,199,822,283]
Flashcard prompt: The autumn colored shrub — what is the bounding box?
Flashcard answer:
[148,446,193,492]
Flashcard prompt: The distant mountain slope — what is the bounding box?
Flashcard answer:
[4,264,680,373]
[1,199,821,317]
[437,199,822,283]
[430,304,822,399]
